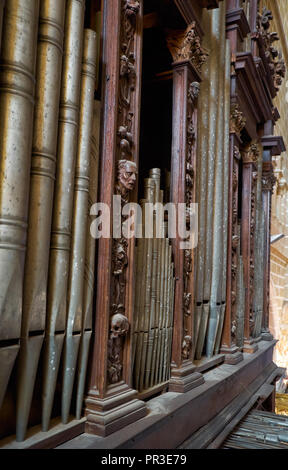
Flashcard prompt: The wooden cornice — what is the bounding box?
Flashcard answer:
[261,135,286,156]
[173,0,203,37]
[226,8,250,41]
[235,52,273,125]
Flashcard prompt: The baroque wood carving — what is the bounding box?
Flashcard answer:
[256,6,286,94]
[230,104,246,136]
[181,82,199,360]
[166,23,208,71]
[108,0,140,385]
[262,168,277,193]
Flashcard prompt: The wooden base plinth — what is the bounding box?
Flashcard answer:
[220,346,243,365]
[169,362,204,393]
[85,386,147,437]
[243,338,258,354]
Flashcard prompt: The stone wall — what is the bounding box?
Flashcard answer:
[260,0,288,373]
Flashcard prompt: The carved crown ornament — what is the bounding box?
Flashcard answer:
[230,104,246,136]
[166,22,209,71]
[256,6,286,94]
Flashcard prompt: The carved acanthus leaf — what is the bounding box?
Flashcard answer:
[166,22,209,71]
[242,143,260,164]
[262,169,277,192]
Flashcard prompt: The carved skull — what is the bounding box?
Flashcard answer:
[110,313,130,339]
[182,335,192,360]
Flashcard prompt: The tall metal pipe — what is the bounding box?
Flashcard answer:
[62,28,97,424]
[42,0,85,431]
[15,0,66,442]
[194,8,211,356]
[0,0,39,408]
[0,0,5,54]
[196,8,220,359]
[75,100,101,420]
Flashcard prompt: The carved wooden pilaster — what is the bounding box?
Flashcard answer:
[242,142,260,353]
[261,164,276,342]
[220,104,245,364]
[167,24,207,392]
[84,0,146,437]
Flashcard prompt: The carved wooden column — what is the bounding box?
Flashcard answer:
[84,0,146,437]
[261,130,285,341]
[220,105,245,363]
[261,162,276,342]
[241,142,260,353]
[166,24,207,392]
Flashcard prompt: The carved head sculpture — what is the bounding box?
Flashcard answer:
[125,0,140,16]
[182,335,192,360]
[110,313,130,339]
[188,82,200,102]
[118,160,138,192]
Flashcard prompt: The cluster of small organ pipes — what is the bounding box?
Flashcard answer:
[0,0,100,442]
[132,169,175,395]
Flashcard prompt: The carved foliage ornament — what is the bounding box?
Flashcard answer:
[166,23,209,71]
[182,81,199,353]
[256,7,286,93]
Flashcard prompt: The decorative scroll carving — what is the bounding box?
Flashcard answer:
[166,23,208,71]
[256,7,286,94]
[230,104,246,135]
[108,0,140,384]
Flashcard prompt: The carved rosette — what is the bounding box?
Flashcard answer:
[256,7,286,94]
[230,104,246,136]
[108,0,140,385]
[166,23,208,71]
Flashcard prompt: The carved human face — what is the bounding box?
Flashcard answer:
[118,160,137,191]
